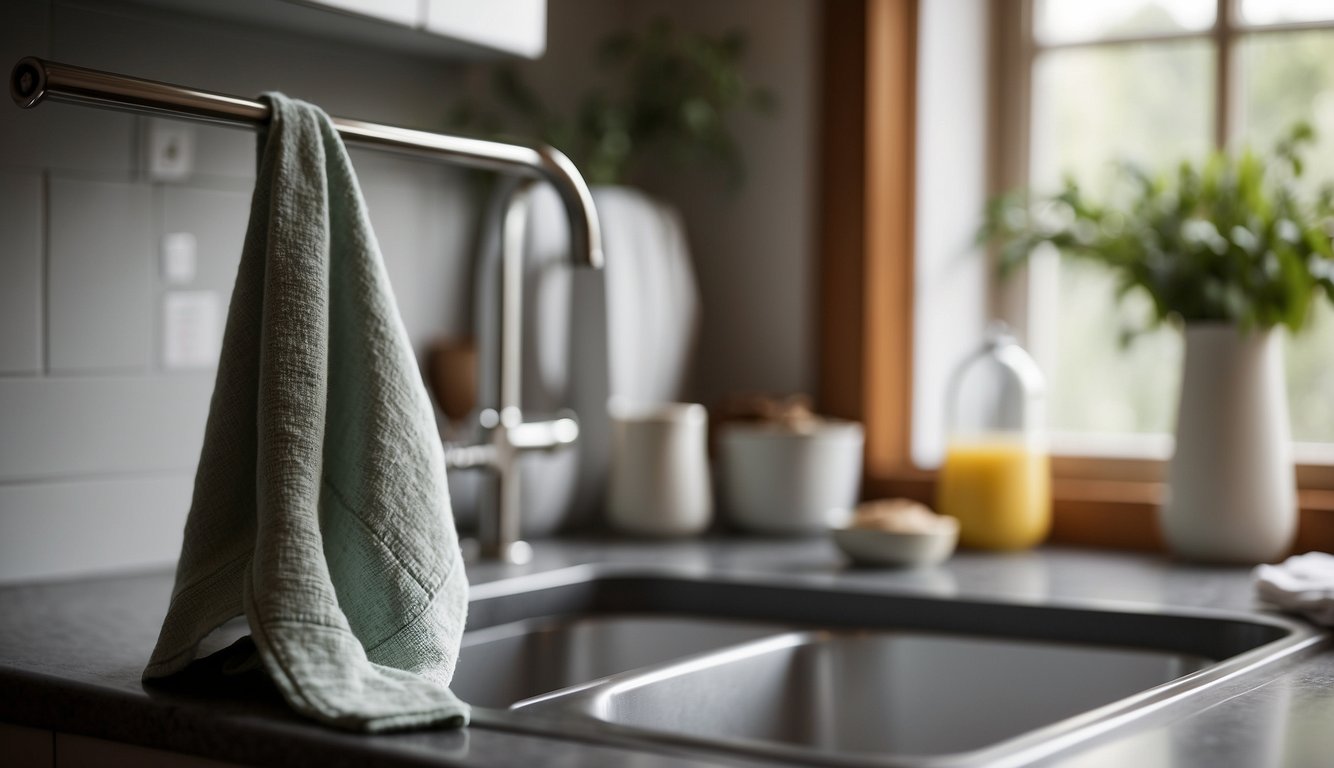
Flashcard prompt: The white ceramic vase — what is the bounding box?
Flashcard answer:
[1162,324,1296,564]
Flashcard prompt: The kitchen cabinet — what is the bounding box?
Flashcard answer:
[0,725,247,768]
[55,734,248,768]
[0,723,51,768]
[304,0,418,27]
[424,0,546,60]
[129,0,547,59]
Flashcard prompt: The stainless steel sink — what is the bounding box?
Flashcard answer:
[535,630,1211,755]
[460,565,1323,766]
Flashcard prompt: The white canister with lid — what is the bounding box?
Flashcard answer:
[719,419,864,535]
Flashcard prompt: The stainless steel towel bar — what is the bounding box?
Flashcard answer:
[8,56,603,269]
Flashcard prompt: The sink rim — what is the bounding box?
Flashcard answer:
[462,564,1327,767]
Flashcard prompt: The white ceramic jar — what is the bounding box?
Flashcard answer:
[719,420,864,535]
[606,401,713,537]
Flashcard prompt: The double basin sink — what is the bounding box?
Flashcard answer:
[452,565,1322,766]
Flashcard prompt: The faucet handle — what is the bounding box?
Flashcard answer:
[507,411,580,451]
[442,442,496,470]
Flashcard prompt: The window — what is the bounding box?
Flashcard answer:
[1018,0,1334,460]
[818,0,1334,552]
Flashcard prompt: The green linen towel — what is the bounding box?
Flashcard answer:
[143,93,470,732]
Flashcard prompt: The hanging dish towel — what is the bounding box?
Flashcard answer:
[1254,552,1334,627]
[143,93,470,732]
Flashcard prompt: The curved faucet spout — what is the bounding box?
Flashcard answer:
[534,146,604,272]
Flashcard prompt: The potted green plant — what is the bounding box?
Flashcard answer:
[980,123,1334,563]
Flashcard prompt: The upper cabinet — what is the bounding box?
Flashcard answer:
[424,0,546,60]
[135,0,547,59]
[310,0,420,28]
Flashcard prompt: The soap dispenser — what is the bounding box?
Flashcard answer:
[938,323,1051,550]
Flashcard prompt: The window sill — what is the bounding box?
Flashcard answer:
[865,469,1334,555]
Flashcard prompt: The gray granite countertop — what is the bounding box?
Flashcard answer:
[2,538,1332,767]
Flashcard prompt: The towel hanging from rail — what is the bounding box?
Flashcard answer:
[143,91,472,732]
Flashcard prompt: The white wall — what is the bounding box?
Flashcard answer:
[629,0,821,407]
[519,0,821,408]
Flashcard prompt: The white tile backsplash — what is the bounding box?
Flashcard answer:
[354,149,478,345]
[0,103,138,175]
[0,375,214,482]
[160,119,257,183]
[48,176,155,373]
[0,0,476,583]
[159,184,249,291]
[0,475,193,582]
[0,170,43,374]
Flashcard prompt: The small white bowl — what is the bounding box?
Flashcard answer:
[831,520,959,568]
[718,419,864,535]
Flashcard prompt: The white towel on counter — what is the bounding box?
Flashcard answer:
[1254,552,1334,627]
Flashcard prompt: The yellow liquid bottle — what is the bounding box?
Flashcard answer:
[938,437,1050,550]
[938,325,1050,550]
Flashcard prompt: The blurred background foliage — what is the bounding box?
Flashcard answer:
[451,18,776,188]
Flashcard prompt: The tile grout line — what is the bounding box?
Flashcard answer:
[0,467,195,488]
[40,169,49,377]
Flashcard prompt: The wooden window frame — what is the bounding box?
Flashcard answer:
[817,0,1334,554]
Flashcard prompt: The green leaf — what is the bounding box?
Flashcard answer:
[980,121,1333,335]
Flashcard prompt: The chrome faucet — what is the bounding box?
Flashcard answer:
[445,173,602,563]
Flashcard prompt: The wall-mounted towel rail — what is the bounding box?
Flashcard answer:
[8,56,603,270]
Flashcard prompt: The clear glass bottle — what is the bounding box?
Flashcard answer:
[937,323,1051,550]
